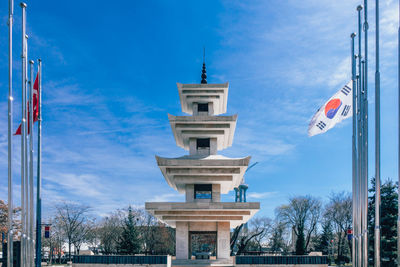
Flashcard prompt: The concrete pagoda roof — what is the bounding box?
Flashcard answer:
[177,83,229,115]
[145,202,260,228]
[155,155,250,194]
[168,114,237,151]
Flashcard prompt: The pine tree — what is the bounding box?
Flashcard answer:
[368,178,398,266]
[118,206,141,255]
[315,220,333,255]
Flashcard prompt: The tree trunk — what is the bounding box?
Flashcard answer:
[337,233,343,263]
[230,224,244,255]
[69,240,72,261]
[305,223,316,251]
[49,244,53,265]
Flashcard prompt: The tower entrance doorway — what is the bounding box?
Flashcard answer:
[189,231,217,259]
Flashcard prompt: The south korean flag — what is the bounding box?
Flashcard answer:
[308,81,353,137]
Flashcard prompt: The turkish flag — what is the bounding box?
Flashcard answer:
[15,72,39,135]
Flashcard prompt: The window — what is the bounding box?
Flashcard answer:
[194,184,212,199]
[198,103,209,112]
[197,138,210,149]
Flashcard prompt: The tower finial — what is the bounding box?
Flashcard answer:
[201,46,207,84]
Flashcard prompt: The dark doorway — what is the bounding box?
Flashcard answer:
[189,231,217,259]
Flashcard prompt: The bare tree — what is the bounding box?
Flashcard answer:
[72,219,94,255]
[324,192,352,262]
[269,220,290,255]
[85,219,100,254]
[235,228,265,255]
[42,217,64,265]
[135,208,175,255]
[135,208,156,254]
[230,217,272,255]
[151,223,175,255]
[249,217,272,251]
[98,210,124,255]
[55,202,91,261]
[276,195,321,253]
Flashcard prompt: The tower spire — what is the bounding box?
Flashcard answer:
[201,47,207,84]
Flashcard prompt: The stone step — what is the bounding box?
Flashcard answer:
[172,259,233,267]
[173,265,234,267]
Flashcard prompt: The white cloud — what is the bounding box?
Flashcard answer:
[148,193,182,202]
[247,191,277,199]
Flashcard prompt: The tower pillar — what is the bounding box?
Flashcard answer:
[217,222,230,259]
[176,222,189,259]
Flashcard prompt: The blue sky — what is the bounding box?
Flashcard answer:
[0,0,399,219]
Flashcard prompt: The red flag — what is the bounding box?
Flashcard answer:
[15,72,39,135]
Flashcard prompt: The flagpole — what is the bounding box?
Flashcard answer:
[29,59,35,267]
[361,59,366,267]
[351,32,358,267]
[362,1,369,265]
[25,34,30,267]
[7,0,14,266]
[397,0,400,265]
[35,59,42,267]
[20,3,27,267]
[28,60,32,267]
[374,0,381,266]
[357,5,363,266]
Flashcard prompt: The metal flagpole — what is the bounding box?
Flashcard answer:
[28,60,32,267]
[35,59,42,267]
[7,0,14,266]
[351,32,358,267]
[362,1,369,265]
[397,0,400,265]
[361,59,366,267]
[25,33,29,267]
[374,0,381,266]
[357,5,363,266]
[20,3,27,267]
[29,59,35,267]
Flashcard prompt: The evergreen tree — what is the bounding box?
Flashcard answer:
[315,220,333,255]
[295,225,306,255]
[368,178,398,266]
[118,206,141,255]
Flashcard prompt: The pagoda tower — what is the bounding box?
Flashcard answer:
[145,62,260,262]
